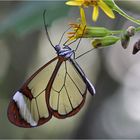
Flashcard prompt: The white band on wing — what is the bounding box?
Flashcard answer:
[13,91,37,127]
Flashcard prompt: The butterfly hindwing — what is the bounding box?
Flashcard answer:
[48,60,87,118]
[7,57,59,127]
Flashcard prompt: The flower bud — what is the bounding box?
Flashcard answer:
[121,34,130,49]
[132,39,140,55]
[92,36,120,48]
[121,26,136,49]
[86,27,110,38]
[126,26,136,37]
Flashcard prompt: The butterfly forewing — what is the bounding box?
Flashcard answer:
[8,57,59,127]
[48,60,87,118]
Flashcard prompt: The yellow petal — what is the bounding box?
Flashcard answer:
[92,5,99,22]
[80,7,86,25]
[99,0,115,19]
[66,0,83,6]
[68,36,76,41]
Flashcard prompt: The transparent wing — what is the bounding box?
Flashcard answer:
[49,60,87,118]
[8,57,88,127]
[8,57,59,127]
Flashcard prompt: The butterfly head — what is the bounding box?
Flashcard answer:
[55,45,74,59]
[54,45,61,52]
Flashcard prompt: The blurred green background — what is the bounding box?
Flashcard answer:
[1,0,140,139]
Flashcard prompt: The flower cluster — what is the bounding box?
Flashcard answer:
[66,0,115,22]
[65,0,140,54]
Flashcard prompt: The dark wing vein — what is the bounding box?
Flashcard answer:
[66,72,83,96]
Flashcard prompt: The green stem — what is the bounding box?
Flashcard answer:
[110,30,123,35]
[110,27,140,35]
[113,4,140,25]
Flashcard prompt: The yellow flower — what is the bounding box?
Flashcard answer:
[66,0,115,22]
[67,8,87,40]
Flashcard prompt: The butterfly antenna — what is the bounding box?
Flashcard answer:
[58,27,71,45]
[43,10,55,48]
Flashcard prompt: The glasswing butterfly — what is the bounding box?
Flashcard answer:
[7,10,96,128]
